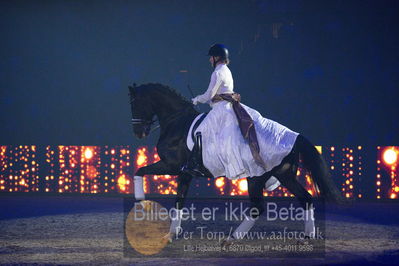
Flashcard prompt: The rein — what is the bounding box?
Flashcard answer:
[131,105,194,134]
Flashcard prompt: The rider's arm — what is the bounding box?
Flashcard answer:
[193,71,223,104]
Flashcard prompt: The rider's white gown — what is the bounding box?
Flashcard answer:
[190,63,299,180]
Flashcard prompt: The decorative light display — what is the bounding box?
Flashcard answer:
[0,146,39,192]
[0,145,397,199]
[324,146,364,199]
[377,146,399,199]
[104,146,133,194]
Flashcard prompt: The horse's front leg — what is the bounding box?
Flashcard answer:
[168,173,193,241]
[134,160,177,200]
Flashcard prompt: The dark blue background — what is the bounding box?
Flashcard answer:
[1,0,398,147]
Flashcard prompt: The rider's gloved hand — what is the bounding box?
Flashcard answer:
[192,97,199,105]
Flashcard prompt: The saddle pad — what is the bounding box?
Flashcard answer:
[186,113,207,151]
[186,113,281,191]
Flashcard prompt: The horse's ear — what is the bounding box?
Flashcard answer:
[128,83,137,95]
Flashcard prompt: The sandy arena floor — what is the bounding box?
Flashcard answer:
[0,195,398,265]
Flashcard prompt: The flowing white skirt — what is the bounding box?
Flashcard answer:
[189,101,299,180]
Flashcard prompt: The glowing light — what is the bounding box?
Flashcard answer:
[383,148,398,165]
[315,146,322,154]
[136,148,147,166]
[215,177,224,188]
[391,193,397,199]
[117,174,131,192]
[238,179,248,192]
[84,148,93,159]
[86,165,99,180]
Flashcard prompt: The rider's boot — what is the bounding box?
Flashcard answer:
[181,132,208,177]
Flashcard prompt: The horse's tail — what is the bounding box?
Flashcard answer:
[296,135,346,204]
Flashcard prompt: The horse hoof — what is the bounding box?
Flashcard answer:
[162,233,173,243]
[221,239,234,251]
[296,236,312,245]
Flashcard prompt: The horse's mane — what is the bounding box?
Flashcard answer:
[137,83,193,107]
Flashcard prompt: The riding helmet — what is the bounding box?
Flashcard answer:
[207,43,229,60]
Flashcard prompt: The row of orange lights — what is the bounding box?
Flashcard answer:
[0,145,398,199]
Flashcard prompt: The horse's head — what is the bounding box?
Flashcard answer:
[128,82,196,139]
[128,83,156,139]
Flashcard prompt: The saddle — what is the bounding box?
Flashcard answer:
[181,113,213,177]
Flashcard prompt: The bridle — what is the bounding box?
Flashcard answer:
[131,104,193,135]
[131,117,160,133]
[129,91,160,133]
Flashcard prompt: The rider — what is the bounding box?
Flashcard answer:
[193,44,233,104]
[181,43,234,177]
[182,43,273,179]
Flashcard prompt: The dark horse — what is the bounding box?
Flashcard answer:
[128,83,343,240]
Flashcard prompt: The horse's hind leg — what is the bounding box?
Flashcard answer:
[296,135,343,203]
[274,158,315,238]
[247,174,271,218]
